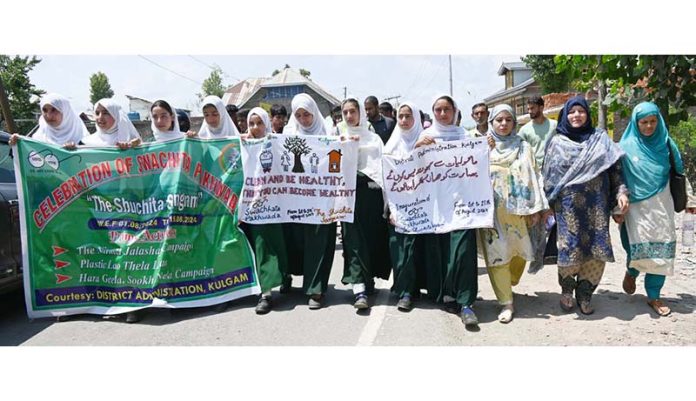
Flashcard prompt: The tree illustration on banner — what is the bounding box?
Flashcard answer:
[283,136,311,173]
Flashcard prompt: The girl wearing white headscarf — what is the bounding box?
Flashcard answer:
[282,93,337,309]
[82,98,141,148]
[238,107,289,315]
[9,93,89,148]
[286,93,330,136]
[383,102,423,156]
[149,100,185,142]
[415,94,469,147]
[198,95,240,139]
[415,95,480,327]
[478,104,549,323]
[383,102,437,311]
[338,98,390,309]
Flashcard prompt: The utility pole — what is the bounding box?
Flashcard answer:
[448,55,453,97]
[342,86,347,100]
[0,75,17,134]
[384,95,401,107]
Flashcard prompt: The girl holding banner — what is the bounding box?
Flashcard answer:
[82,98,141,148]
[383,102,441,312]
[477,104,548,324]
[284,93,337,309]
[239,108,289,314]
[415,95,479,328]
[149,100,193,142]
[8,93,90,149]
[338,98,391,310]
[198,95,240,139]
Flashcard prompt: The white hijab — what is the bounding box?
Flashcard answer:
[82,98,140,146]
[341,98,384,188]
[420,94,466,139]
[198,95,240,138]
[33,93,90,145]
[383,101,423,155]
[247,107,272,138]
[287,93,328,136]
[150,100,185,142]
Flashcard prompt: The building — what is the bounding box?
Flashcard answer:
[483,61,542,116]
[222,68,341,117]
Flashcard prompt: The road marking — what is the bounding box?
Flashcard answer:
[356,280,390,346]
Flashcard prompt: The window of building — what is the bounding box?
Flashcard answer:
[265,85,304,100]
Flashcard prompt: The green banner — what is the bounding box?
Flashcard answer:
[14,137,258,318]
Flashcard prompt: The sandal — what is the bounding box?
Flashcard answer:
[622,272,636,295]
[498,304,514,323]
[647,299,671,316]
[560,294,574,312]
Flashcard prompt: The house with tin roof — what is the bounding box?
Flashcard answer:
[222,68,340,117]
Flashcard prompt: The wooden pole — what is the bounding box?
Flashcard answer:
[0,75,18,134]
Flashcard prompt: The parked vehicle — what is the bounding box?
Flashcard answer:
[0,131,22,294]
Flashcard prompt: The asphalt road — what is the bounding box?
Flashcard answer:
[2,221,696,346]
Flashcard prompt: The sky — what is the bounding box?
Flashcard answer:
[27,54,520,128]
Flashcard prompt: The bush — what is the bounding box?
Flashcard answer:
[671,115,696,184]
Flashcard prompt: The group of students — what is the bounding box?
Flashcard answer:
[8,90,696,328]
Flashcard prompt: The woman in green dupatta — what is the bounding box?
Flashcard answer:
[618,101,696,316]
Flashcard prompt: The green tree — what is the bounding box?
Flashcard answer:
[554,55,696,129]
[89,71,114,105]
[0,55,45,134]
[198,67,225,100]
[299,68,311,78]
[671,115,696,183]
[521,55,571,93]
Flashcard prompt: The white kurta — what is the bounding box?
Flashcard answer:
[624,184,676,276]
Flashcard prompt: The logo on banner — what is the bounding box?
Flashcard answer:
[219,143,241,171]
[27,150,79,170]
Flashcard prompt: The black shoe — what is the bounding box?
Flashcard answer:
[255,296,272,315]
[444,301,459,314]
[279,277,292,294]
[126,311,141,324]
[397,295,412,311]
[354,293,369,310]
[365,281,376,295]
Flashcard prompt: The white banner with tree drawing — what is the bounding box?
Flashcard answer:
[382,137,495,234]
[239,134,359,224]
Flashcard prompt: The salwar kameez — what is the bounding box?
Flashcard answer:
[618,183,696,300]
[390,228,449,300]
[445,229,479,307]
[341,174,391,291]
[544,125,627,305]
[241,223,288,294]
[552,168,624,302]
[284,222,337,295]
[478,119,548,307]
